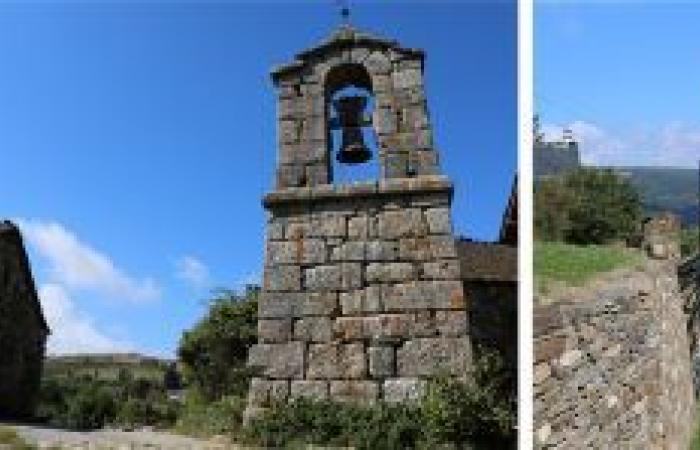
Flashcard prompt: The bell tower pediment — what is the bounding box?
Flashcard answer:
[270,26,440,190]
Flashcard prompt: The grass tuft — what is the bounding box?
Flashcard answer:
[535,241,644,291]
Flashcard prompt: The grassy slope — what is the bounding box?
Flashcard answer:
[535,241,645,291]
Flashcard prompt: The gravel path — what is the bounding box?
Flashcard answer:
[5,424,246,450]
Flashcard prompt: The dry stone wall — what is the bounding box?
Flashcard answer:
[534,260,695,449]
[246,178,469,416]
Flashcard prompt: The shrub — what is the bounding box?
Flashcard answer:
[245,351,516,449]
[246,398,424,450]
[62,383,117,430]
[535,168,642,245]
[177,287,258,401]
[175,393,246,437]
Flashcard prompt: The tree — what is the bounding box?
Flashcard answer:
[177,287,259,401]
[535,168,642,245]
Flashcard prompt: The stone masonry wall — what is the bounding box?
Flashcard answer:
[245,178,469,416]
[534,260,695,449]
[0,221,48,418]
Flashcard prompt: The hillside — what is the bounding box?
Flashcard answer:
[611,166,698,225]
[44,352,173,381]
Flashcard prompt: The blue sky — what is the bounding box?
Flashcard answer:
[536,2,700,168]
[0,2,516,357]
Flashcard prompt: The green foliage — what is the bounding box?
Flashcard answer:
[37,369,179,430]
[534,241,644,291]
[535,168,643,245]
[175,394,246,437]
[177,287,258,401]
[681,227,699,257]
[246,398,424,450]
[245,351,515,449]
[422,351,516,446]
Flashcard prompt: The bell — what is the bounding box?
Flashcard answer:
[332,95,372,165]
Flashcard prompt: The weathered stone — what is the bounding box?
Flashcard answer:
[422,260,461,280]
[266,240,326,265]
[294,317,332,342]
[341,263,363,290]
[304,265,341,291]
[397,337,471,377]
[310,214,346,238]
[330,381,379,404]
[331,241,365,262]
[400,236,458,261]
[339,289,364,315]
[299,292,338,316]
[430,281,467,310]
[291,381,328,400]
[425,207,451,234]
[366,262,415,283]
[279,119,299,144]
[266,219,285,241]
[247,378,271,406]
[364,51,391,74]
[412,310,437,337]
[369,346,395,377]
[383,378,426,403]
[264,265,301,292]
[392,68,422,89]
[258,318,292,343]
[339,286,382,315]
[258,292,295,318]
[435,310,468,336]
[286,221,311,239]
[277,164,305,188]
[270,380,289,402]
[366,240,400,261]
[248,341,304,379]
[348,216,369,239]
[307,343,366,379]
[382,281,430,311]
[378,209,427,239]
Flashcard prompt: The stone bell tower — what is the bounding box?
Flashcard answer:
[246,26,470,416]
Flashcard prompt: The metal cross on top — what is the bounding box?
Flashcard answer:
[337,0,350,25]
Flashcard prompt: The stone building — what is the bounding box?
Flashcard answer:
[533,116,581,179]
[245,25,472,416]
[0,220,49,419]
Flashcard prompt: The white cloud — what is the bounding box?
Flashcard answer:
[39,283,133,355]
[17,220,161,303]
[175,256,210,289]
[542,121,700,168]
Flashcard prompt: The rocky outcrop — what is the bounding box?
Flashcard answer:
[0,220,49,419]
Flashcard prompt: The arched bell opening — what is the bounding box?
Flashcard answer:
[324,63,380,185]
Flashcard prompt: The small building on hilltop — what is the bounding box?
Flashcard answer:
[533,115,581,179]
[0,220,49,419]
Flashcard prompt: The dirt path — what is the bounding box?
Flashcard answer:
[5,424,246,449]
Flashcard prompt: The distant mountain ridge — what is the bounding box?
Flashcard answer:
[610,166,698,226]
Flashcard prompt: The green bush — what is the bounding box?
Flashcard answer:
[62,383,117,430]
[535,168,642,245]
[681,226,699,257]
[178,287,258,401]
[246,398,424,450]
[37,369,178,430]
[245,351,516,449]
[175,394,246,437]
